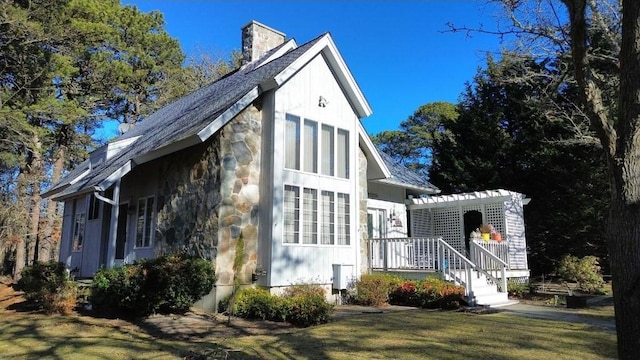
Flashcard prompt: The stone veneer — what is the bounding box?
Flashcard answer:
[154,105,262,290]
[358,148,369,274]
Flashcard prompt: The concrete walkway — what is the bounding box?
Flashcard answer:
[499,296,616,333]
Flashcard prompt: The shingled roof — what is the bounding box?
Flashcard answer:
[45,35,325,200]
[374,150,440,194]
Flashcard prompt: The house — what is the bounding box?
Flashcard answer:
[43,21,529,309]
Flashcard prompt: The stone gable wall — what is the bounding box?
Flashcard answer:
[154,138,222,260]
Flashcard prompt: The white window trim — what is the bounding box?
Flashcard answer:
[135,196,155,249]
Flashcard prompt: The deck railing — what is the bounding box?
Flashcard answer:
[469,240,508,292]
[472,239,509,268]
[368,237,508,297]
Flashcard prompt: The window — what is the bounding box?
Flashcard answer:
[283,185,300,243]
[284,185,349,246]
[320,191,334,244]
[337,193,350,245]
[303,120,318,173]
[72,213,85,251]
[135,196,154,248]
[321,125,334,176]
[285,113,349,179]
[337,129,349,179]
[285,114,300,170]
[302,188,318,244]
[88,195,100,220]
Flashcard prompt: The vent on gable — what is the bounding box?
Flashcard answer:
[241,20,286,64]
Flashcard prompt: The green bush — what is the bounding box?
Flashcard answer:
[354,274,402,306]
[16,261,78,314]
[91,253,216,317]
[227,285,334,327]
[507,279,529,298]
[556,255,604,294]
[418,278,465,309]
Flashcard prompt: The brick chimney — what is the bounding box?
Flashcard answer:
[242,21,286,65]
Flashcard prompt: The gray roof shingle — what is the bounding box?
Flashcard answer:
[376,150,440,194]
[49,35,324,200]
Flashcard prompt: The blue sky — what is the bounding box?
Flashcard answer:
[123,1,505,136]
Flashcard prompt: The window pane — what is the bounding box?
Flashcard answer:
[284,185,300,243]
[303,188,318,244]
[136,198,146,247]
[321,191,334,245]
[337,193,350,245]
[321,125,334,176]
[73,213,85,251]
[285,114,300,170]
[144,197,154,247]
[304,120,318,173]
[337,129,349,179]
[88,195,99,220]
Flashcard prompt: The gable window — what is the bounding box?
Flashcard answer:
[321,125,334,176]
[304,120,318,173]
[72,213,85,251]
[284,185,349,246]
[285,113,349,179]
[285,114,300,170]
[337,129,349,179]
[135,196,155,248]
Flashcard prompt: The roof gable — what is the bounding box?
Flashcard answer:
[45,32,375,201]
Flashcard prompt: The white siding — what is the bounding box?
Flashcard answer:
[269,53,359,287]
[367,198,408,238]
[506,197,528,270]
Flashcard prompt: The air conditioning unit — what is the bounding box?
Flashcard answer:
[332,264,353,290]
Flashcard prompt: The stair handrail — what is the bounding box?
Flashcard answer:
[436,238,476,299]
[470,240,508,293]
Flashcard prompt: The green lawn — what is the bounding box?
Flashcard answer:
[0,307,617,359]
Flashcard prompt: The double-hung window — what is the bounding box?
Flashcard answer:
[135,196,154,248]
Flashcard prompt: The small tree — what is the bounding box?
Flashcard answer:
[556,255,604,295]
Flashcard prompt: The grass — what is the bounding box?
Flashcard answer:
[0,307,617,359]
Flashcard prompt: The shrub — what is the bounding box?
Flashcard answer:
[16,261,78,314]
[507,279,529,298]
[354,274,402,306]
[91,253,216,317]
[556,255,604,294]
[389,280,420,306]
[226,285,334,327]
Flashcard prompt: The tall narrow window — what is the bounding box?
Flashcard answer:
[135,196,154,248]
[320,191,334,244]
[337,193,350,245]
[283,185,300,243]
[302,188,318,244]
[73,213,85,251]
[321,125,334,176]
[303,120,318,173]
[285,114,300,170]
[337,129,349,179]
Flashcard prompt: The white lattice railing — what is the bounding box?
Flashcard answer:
[369,237,439,271]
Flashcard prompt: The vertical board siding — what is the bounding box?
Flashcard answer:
[270,53,360,286]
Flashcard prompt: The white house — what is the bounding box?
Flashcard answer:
[43,21,529,308]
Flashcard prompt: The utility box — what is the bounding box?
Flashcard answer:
[332,264,353,290]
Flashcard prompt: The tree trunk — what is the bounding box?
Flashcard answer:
[27,134,43,265]
[13,172,28,279]
[609,0,640,357]
[40,145,66,262]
